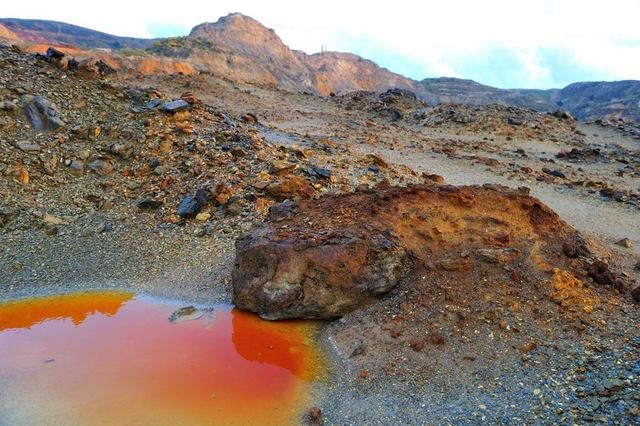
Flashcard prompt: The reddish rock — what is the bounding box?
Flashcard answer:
[265,176,316,201]
[429,332,446,345]
[305,406,323,425]
[232,184,579,319]
[587,260,617,286]
[409,337,426,352]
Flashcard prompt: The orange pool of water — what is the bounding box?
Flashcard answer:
[0,291,324,425]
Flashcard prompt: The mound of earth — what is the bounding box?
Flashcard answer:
[233,183,635,320]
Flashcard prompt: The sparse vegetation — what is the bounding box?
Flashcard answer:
[146,36,221,59]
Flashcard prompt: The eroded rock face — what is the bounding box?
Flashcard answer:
[233,223,409,320]
[232,184,579,319]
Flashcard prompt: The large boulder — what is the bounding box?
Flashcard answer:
[233,224,409,320]
[232,184,584,319]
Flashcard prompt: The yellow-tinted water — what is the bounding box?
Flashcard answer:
[0,291,324,425]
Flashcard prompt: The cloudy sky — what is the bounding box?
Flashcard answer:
[3,0,639,89]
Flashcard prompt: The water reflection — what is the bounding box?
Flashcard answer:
[232,308,316,380]
[0,290,132,331]
[0,291,322,425]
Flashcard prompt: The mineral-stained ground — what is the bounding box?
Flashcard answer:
[1,42,639,424]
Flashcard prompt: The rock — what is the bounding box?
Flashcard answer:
[587,260,617,286]
[305,406,323,425]
[0,100,18,112]
[43,214,63,225]
[65,160,85,176]
[367,153,388,168]
[507,116,523,125]
[176,189,208,218]
[476,248,519,264]
[180,91,199,105]
[430,332,446,345]
[44,224,59,235]
[163,100,190,113]
[615,238,632,248]
[548,169,566,179]
[233,222,408,319]
[310,166,332,180]
[45,46,65,62]
[77,58,116,76]
[195,212,211,222]
[551,110,574,121]
[409,338,426,352]
[16,140,40,152]
[270,160,298,176]
[241,112,258,124]
[95,222,113,234]
[0,209,17,228]
[177,196,202,218]
[108,142,131,158]
[631,286,640,303]
[225,201,244,216]
[562,238,590,258]
[135,198,163,210]
[233,184,573,319]
[20,95,65,131]
[520,342,537,353]
[168,306,209,323]
[349,342,366,357]
[88,160,114,175]
[423,173,444,184]
[144,99,162,109]
[265,176,316,201]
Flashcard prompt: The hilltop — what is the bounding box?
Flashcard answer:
[1,13,639,124]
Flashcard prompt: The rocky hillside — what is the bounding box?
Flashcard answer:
[1,14,639,123]
[0,23,18,41]
[554,80,640,121]
[0,18,155,50]
[419,77,556,111]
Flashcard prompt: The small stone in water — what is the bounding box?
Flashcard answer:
[168,306,211,323]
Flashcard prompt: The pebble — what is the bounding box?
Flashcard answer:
[95,222,113,234]
[16,140,40,151]
[177,196,203,218]
[66,160,85,176]
[0,100,18,111]
[195,212,211,222]
[88,160,114,175]
[43,214,63,225]
[614,238,632,248]
[162,99,190,112]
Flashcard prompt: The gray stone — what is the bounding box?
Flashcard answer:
[162,100,190,112]
[66,160,85,176]
[177,196,203,218]
[0,101,18,112]
[16,140,40,151]
[21,95,65,131]
[88,160,114,175]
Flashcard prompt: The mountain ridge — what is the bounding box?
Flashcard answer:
[1,14,638,122]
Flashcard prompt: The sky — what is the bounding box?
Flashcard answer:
[2,0,639,89]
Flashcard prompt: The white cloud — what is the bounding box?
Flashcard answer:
[3,0,639,88]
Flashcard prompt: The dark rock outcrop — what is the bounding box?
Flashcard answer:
[20,95,65,131]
